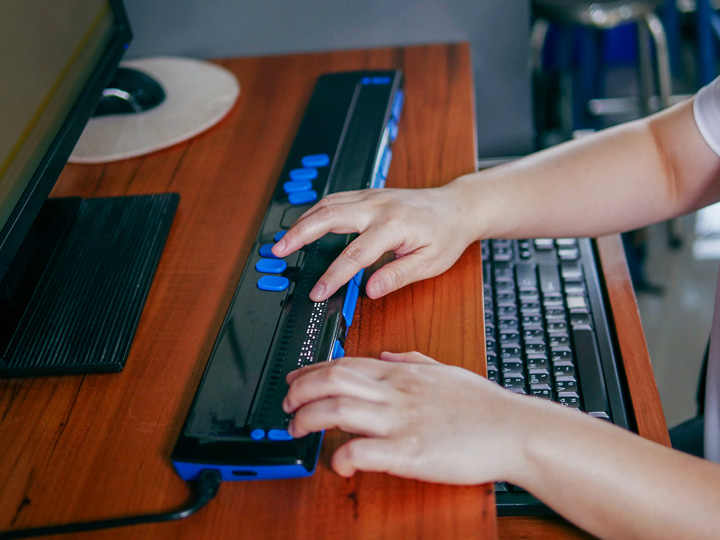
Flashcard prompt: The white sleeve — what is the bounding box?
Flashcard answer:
[694,76,720,157]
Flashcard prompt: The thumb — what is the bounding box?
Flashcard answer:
[364,251,434,298]
[379,351,440,365]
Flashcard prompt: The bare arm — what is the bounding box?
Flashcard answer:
[273,98,720,301]
[462,97,720,240]
[284,353,720,540]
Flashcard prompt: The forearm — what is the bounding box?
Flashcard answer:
[454,99,720,241]
[512,398,720,540]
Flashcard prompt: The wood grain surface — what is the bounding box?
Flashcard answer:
[0,42,669,540]
[0,43,500,539]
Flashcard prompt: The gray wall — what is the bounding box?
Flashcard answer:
[123,0,533,158]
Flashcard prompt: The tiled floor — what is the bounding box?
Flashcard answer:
[637,216,717,427]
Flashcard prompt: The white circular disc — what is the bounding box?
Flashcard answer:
[69,56,240,163]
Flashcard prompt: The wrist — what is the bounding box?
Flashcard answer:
[445,172,500,243]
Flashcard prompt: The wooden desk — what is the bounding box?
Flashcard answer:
[0,43,667,540]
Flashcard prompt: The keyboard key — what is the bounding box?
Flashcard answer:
[570,312,593,329]
[558,248,580,260]
[566,295,589,311]
[572,328,610,418]
[527,356,549,370]
[539,264,562,296]
[554,365,575,378]
[534,238,554,250]
[515,263,537,291]
[558,396,581,409]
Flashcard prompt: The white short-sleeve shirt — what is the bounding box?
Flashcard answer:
[693,77,720,462]
[694,77,720,156]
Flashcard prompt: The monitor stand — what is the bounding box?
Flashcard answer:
[0,193,178,377]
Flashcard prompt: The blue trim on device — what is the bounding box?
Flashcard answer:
[332,339,345,359]
[342,278,360,327]
[391,89,404,120]
[172,433,325,482]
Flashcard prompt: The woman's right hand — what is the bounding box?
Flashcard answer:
[271,181,478,301]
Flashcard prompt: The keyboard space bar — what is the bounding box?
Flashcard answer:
[572,328,611,419]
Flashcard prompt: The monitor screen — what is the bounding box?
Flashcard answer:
[0,1,179,377]
[0,0,131,281]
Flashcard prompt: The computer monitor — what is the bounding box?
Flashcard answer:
[0,0,178,376]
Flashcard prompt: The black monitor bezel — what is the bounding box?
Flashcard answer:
[0,0,132,281]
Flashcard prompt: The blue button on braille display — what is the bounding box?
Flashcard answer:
[380,148,392,179]
[388,119,399,141]
[273,230,287,242]
[289,190,318,205]
[268,429,293,441]
[371,76,391,85]
[392,89,404,120]
[301,154,330,168]
[250,429,266,440]
[257,276,289,292]
[289,168,318,181]
[283,179,312,194]
[255,258,287,274]
[259,244,278,258]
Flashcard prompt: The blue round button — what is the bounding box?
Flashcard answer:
[289,168,318,181]
[301,154,330,168]
[288,190,318,205]
[257,275,290,292]
[255,258,287,274]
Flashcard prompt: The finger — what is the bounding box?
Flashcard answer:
[286,356,391,385]
[272,198,372,258]
[283,360,390,414]
[363,250,438,298]
[288,396,393,438]
[295,190,369,222]
[330,437,405,478]
[379,351,440,365]
[309,228,398,301]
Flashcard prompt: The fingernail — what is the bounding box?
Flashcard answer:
[310,282,326,301]
[273,238,286,255]
[367,281,384,299]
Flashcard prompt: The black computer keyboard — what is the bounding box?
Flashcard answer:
[172,70,404,482]
[482,237,630,513]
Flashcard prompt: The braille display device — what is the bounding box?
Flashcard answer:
[171,70,405,481]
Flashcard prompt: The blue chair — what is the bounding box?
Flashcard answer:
[532,0,673,136]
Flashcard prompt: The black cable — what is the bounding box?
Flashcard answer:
[0,469,222,540]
